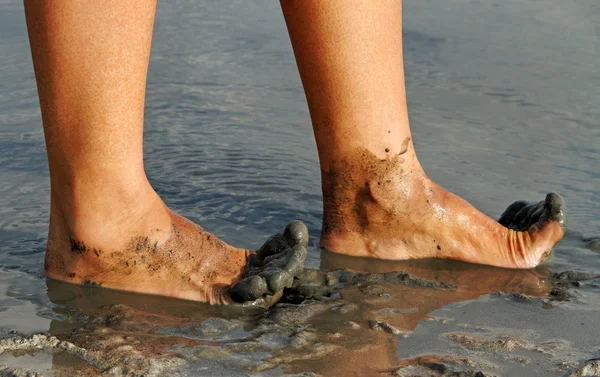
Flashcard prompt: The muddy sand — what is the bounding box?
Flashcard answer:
[1,238,599,377]
[1,1,599,375]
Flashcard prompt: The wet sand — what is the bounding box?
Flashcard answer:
[1,0,598,375]
[1,245,599,376]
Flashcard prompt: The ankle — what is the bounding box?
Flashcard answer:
[49,177,167,247]
[314,117,419,165]
[321,147,428,235]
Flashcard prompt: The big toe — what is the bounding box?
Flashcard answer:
[499,193,566,266]
[251,220,309,263]
[228,221,309,307]
[499,193,566,232]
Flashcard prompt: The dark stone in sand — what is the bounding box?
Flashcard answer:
[447,333,525,352]
[343,321,360,329]
[491,291,541,304]
[369,320,403,335]
[393,356,489,377]
[549,286,575,301]
[554,271,600,283]
[360,284,390,297]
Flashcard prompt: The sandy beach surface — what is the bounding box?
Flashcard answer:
[1,0,598,376]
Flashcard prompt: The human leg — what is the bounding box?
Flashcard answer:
[280,0,565,268]
[25,0,307,304]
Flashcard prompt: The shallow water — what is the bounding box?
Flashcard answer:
[0,0,599,376]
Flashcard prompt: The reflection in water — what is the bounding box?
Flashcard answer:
[282,252,554,376]
[321,250,553,297]
[44,279,267,375]
[0,0,597,375]
[42,254,554,376]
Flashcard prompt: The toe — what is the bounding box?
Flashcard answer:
[283,220,310,248]
[499,193,566,268]
[541,193,566,228]
[514,201,543,231]
[263,244,307,276]
[499,200,528,228]
[229,275,268,302]
[255,220,309,262]
[499,193,566,232]
[255,234,286,262]
[281,245,307,276]
[228,221,309,306]
[260,268,294,293]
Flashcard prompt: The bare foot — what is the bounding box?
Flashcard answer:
[319,147,566,269]
[44,190,308,305]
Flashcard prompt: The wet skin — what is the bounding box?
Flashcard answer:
[45,200,309,307]
[28,0,567,309]
[280,0,565,270]
[44,143,566,307]
[44,141,566,307]
[319,145,566,269]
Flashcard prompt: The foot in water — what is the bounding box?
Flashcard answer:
[281,2,566,269]
[319,146,566,269]
[44,190,308,306]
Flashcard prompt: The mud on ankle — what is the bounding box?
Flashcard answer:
[321,146,416,235]
[51,228,174,283]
